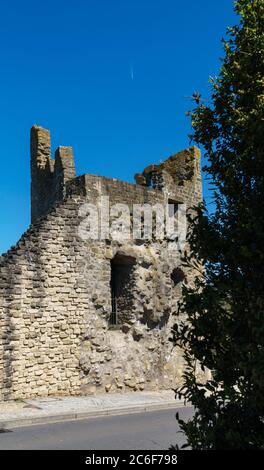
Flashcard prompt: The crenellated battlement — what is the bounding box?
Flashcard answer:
[30,125,76,223]
[30,125,201,226]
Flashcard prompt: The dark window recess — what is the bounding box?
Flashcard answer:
[110,254,136,325]
[171,267,185,286]
[168,199,179,216]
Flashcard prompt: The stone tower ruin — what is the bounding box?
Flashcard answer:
[0,126,202,400]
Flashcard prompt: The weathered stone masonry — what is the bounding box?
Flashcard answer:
[0,125,202,400]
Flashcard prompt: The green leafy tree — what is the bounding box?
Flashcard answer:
[171,0,264,449]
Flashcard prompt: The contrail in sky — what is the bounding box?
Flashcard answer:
[130,64,134,81]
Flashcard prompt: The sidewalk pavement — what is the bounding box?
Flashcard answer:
[0,391,186,430]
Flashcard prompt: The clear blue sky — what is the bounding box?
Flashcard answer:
[0,0,236,254]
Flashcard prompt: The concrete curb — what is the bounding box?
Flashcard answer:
[0,400,185,430]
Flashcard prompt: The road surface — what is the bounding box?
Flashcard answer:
[0,407,193,450]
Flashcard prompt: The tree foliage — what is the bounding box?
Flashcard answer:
[171,0,264,449]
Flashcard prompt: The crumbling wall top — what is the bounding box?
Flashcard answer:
[134,146,201,204]
[135,146,200,188]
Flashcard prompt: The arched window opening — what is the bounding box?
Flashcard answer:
[171,267,185,287]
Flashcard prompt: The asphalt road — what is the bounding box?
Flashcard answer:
[0,407,193,450]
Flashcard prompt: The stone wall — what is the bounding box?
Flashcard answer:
[0,126,202,400]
